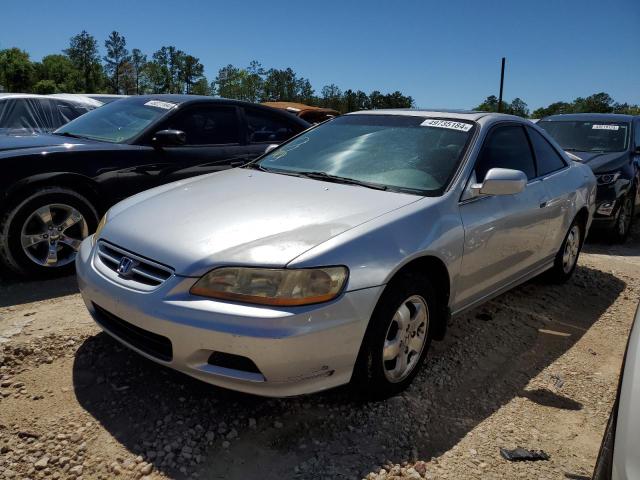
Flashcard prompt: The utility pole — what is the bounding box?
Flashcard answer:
[498,57,506,113]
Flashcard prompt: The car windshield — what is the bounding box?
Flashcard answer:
[256,115,475,196]
[54,98,176,143]
[538,120,630,153]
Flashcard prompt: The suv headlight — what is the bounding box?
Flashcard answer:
[92,214,108,245]
[190,266,348,306]
[596,172,621,185]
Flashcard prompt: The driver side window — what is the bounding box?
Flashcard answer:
[166,106,240,145]
[475,125,536,182]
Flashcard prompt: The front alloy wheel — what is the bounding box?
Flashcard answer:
[613,194,633,242]
[20,203,88,268]
[383,295,429,383]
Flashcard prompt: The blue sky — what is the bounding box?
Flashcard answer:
[2,0,639,110]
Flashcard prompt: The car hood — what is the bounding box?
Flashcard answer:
[567,150,630,173]
[0,133,89,152]
[101,168,421,276]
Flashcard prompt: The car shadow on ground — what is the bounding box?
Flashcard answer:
[584,218,640,257]
[0,273,78,308]
[72,265,625,480]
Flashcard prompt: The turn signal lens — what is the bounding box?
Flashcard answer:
[92,214,108,246]
[190,266,348,306]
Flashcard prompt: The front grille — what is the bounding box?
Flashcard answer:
[92,303,173,361]
[96,241,173,287]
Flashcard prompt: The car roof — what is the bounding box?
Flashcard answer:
[347,108,525,122]
[541,113,637,122]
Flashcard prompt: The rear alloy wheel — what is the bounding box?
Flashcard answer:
[546,219,583,284]
[0,188,98,277]
[611,193,634,243]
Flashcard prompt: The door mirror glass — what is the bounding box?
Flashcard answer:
[471,168,527,196]
[152,129,186,147]
[265,144,279,154]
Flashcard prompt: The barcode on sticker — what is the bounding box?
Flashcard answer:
[421,119,473,132]
[144,100,177,110]
[592,124,619,130]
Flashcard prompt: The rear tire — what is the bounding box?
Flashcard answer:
[352,274,437,399]
[545,218,583,284]
[0,187,98,278]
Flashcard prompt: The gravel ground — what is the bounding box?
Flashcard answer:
[1,223,639,480]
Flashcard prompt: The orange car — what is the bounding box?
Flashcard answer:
[262,102,339,124]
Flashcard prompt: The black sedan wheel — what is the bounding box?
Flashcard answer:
[0,188,98,277]
[611,192,634,243]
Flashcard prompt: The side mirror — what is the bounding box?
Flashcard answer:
[152,129,186,147]
[471,168,527,196]
[264,144,279,154]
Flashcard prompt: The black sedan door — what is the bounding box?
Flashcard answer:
[149,104,249,183]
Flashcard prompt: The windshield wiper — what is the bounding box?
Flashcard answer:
[297,171,388,191]
[53,131,89,140]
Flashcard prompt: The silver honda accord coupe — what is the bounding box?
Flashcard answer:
[76,110,597,397]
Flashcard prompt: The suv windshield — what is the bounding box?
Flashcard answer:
[256,115,475,196]
[54,98,176,143]
[538,120,630,153]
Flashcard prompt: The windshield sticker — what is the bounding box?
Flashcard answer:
[592,124,619,130]
[270,136,310,159]
[421,119,473,132]
[144,100,177,110]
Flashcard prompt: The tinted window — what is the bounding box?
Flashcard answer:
[527,127,566,175]
[56,98,169,143]
[246,108,297,142]
[538,120,630,153]
[258,115,474,196]
[475,125,536,181]
[168,106,240,145]
[635,120,640,150]
[0,98,54,131]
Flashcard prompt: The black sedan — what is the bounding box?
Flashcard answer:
[538,113,640,242]
[0,95,310,277]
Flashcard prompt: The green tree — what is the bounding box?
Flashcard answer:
[321,83,342,110]
[262,68,307,102]
[32,79,57,94]
[103,31,130,94]
[0,48,34,92]
[130,48,147,94]
[532,101,573,118]
[36,54,82,92]
[65,30,102,92]
[181,55,204,94]
[191,77,211,96]
[573,92,614,113]
[507,97,529,117]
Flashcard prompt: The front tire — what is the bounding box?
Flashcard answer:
[352,274,436,399]
[610,191,634,243]
[0,187,98,278]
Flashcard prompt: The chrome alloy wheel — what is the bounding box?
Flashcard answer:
[617,195,633,237]
[562,225,581,274]
[20,204,88,267]
[382,295,429,383]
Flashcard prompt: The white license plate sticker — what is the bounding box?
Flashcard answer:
[592,124,619,130]
[144,100,177,110]
[421,119,473,132]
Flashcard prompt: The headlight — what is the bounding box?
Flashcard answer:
[596,172,621,185]
[92,214,108,245]
[190,266,348,306]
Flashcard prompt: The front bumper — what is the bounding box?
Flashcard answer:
[76,238,383,397]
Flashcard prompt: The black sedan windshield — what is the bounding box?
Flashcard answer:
[538,120,630,153]
[55,98,176,143]
[257,115,474,195]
